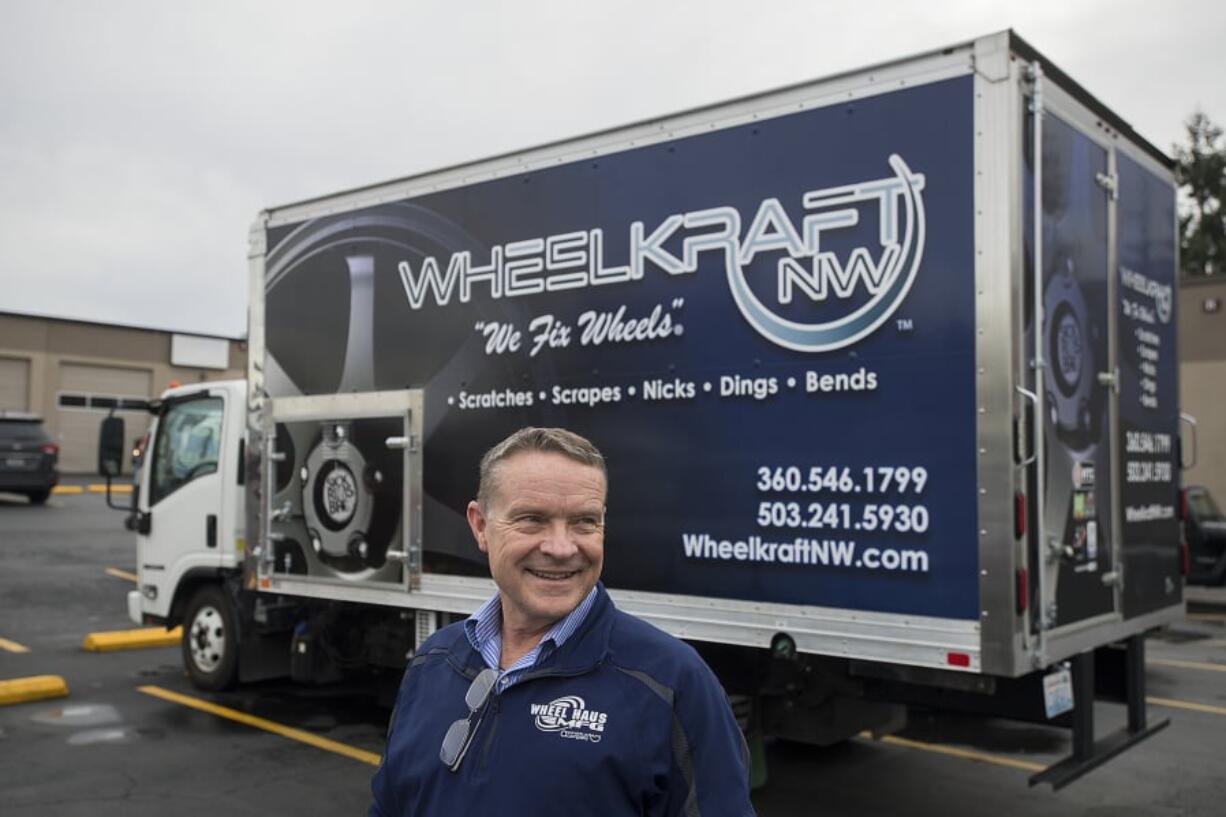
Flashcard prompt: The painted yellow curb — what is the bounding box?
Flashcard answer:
[0,675,69,706]
[87,484,133,494]
[82,626,182,653]
[50,484,133,496]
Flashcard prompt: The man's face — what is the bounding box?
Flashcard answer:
[467,450,606,634]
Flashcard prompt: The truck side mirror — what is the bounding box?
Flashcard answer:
[98,416,126,477]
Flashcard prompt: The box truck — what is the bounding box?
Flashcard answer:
[102,30,1189,788]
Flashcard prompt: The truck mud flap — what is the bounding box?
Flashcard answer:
[1029,635,1169,790]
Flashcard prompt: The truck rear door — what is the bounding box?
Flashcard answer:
[1030,101,1122,634]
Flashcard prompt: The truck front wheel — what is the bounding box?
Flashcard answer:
[182,585,239,691]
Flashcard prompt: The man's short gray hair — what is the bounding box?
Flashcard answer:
[477,427,607,511]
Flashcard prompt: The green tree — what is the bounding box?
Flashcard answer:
[1175,112,1226,278]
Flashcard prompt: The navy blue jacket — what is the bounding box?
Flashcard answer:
[370,585,754,816]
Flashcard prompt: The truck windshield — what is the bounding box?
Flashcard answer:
[149,397,223,505]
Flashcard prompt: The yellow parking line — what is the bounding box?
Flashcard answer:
[1148,657,1226,673]
[82,627,182,652]
[0,675,69,706]
[137,685,382,766]
[51,485,84,495]
[1187,612,1226,622]
[87,484,132,494]
[857,731,1045,773]
[0,637,31,653]
[1148,696,1226,717]
[105,568,139,583]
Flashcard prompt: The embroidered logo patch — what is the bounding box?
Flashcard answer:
[530,695,607,743]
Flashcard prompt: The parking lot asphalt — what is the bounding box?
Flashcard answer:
[3,489,1225,816]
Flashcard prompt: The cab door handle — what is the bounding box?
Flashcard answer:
[206,514,217,548]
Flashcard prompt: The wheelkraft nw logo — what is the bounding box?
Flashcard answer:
[396,154,926,354]
[725,154,926,352]
[530,695,608,743]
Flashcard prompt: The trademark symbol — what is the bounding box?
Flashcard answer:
[896,318,914,332]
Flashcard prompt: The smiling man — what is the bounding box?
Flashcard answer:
[370,427,754,817]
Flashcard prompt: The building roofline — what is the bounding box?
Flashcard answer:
[0,308,245,342]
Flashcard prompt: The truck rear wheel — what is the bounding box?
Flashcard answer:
[182,585,239,691]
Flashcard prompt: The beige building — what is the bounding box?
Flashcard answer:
[0,312,245,474]
[1179,276,1226,503]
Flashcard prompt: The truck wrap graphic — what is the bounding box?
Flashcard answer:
[264,75,979,619]
[1115,152,1180,618]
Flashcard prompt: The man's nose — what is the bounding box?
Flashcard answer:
[538,520,579,559]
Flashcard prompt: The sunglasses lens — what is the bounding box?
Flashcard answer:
[441,669,500,770]
[465,668,498,710]
[439,717,470,766]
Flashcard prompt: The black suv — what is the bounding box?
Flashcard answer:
[1186,486,1226,586]
[0,413,60,504]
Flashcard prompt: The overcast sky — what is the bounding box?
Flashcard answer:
[2,0,1222,339]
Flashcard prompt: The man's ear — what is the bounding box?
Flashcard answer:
[467,500,489,553]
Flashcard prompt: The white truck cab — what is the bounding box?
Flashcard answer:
[125,381,246,670]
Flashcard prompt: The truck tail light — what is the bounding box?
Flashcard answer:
[1014,491,1026,539]
[41,442,59,457]
[1181,541,1189,576]
[946,652,971,668]
[1179,489,1188,521]
[1016,568,1028,614]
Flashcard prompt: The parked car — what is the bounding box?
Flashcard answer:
[1186,486,1226,586]
[0,413,60,505]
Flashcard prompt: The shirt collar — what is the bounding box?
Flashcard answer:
[464,584,599,667]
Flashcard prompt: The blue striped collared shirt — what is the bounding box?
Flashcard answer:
[464,585,598,693]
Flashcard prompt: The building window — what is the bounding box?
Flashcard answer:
[57,392,150,412]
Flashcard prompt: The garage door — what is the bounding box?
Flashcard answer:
[57,363,153,474]
[0,357,30,411]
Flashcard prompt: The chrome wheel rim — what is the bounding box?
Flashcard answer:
[189,605,226,673]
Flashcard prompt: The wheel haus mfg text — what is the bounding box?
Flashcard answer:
[531,696,608,743]
[398,156,926,353]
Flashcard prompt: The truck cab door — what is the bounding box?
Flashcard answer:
[136,393,228,619]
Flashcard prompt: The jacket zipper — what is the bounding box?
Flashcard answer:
[478,691,501,769]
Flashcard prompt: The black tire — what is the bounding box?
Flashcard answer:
[182,585,239,691]
[27,489,50,505]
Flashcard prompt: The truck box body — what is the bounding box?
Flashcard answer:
[237,30,1181,680]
